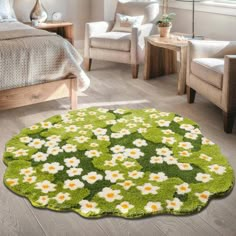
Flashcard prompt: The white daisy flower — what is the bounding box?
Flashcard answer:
[144,202,163,213]
[88,111,97,115]
[29,125,39,130]
[118,129,130,136]
[104,160,117,167]
[132,116,144,123]
[62,144,77,153]
[90,143,99,148]
[20,136,33,143]
[79,200,100,214]
[166,198,183,211]
[84,124,94,130]
[79,130,88,135]
[157,120,171,127]
[97,108,109,113]
[66,168,83,177]
[125,148,144,159]
[114,109,126,114]
[41,122,53,129]
[77,111,86,117]
[177,163,193,171]
[47,146,63,156]
[54,192,71,204]
[23,176,37,184]
[156,147,173,157]
[202,138,215,145]
[118,180,135,190]
[54,124,62,129]
[37,196,49,206]
[133,139,148,147]
[111,133,124,139]
[76,117,85,122]
[150,113,159,119]
[85,150,101,158]
[117,118,128,124]
[149,172,168,182]
[162,137,176,145]
[74,136,90,144]
[150,156,164,164]
[47,135,61,142]
[6,178,19,187]
[6,147,15,152]
[35,180,56,193]
[93,128,107,136]
[184,133,198,140]
[195,191,211,203]
[137,183,160,195]
[173,117,184,123]
[195,173,213,183]
[180,124,195,131]
[161,129,175,135]
[42,162,64,174]
[209,164,226,175]
[137,128,147,134]
[126,123,137,129]
[112,153,127,162]
[179,151,192,157]
[65,125,79,133]
[106,120,117,125]
[110,145,125,154]
[20,167,35,176]
[116,201,134,214]
[178,142,194,150]
[175,183,191,195]
[199,154,212,162]
[82,172,103,184]
[122,161,136,168]
[163,156,178,165]
[145,109,156,113]
[64,157,80,168]
[28,139,45,149]
[191,128,202,134]
[128,170,144,179]
[105,170,124,183]
[44,141,58,148]
[98,187,123,202]
[98,115,107,120]
[159,112,170,117]
[63,179,84,190]
[97,135,110,142]
[32,152,49,162]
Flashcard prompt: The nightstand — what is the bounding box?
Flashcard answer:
[24,21,74,45]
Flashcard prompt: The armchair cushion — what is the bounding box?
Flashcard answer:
[191,58,224,89]
[90,32,131,52]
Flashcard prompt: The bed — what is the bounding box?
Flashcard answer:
[0,20,90,111]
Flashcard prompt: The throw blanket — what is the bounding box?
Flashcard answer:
[0,28,90,91]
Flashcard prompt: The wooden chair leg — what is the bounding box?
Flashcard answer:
[187,86,196,104]
[223,112,235,133]
[70,77,78,110]
[84,58,92,71]
[132,64,139,79]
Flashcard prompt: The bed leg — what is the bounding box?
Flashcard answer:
[70,77,78,110]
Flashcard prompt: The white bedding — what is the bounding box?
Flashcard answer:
[0,21,90,92]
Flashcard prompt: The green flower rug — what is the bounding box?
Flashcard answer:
[3,108,234,218]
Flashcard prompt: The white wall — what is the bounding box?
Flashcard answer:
[14,0,91,40]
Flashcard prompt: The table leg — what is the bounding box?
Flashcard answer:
[177,47,187,95]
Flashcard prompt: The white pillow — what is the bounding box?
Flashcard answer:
[112,13,144,33]
[0,0,16,22]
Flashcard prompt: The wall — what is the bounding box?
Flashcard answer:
[170,7,236,41]
[13,0,91,40]
[91,0,104,21]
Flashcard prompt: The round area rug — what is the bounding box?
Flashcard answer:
[3,108,234,218]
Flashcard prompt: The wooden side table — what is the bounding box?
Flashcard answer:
[144,35,188,95]
[24,21,74,45]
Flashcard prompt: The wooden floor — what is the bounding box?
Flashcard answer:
[0,60,236,236]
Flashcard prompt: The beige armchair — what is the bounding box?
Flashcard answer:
[84,1,159,78]
[187,40,236,133]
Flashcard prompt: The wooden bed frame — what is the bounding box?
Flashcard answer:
[0,76,78,111]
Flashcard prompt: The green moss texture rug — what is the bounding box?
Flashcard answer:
[3,108,234,218]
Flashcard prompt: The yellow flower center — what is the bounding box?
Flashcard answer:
[151,205,158,211]
[86,203,93,208]
[200,194,208,199]
[107,193,115,198]
[145,187,152,191]
[122,204,129,209]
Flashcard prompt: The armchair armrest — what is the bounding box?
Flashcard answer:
[222,55,236,112]
[84,21,114,58]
